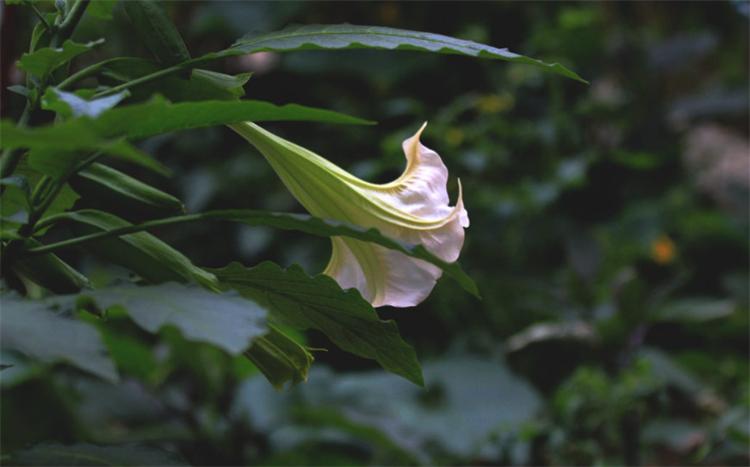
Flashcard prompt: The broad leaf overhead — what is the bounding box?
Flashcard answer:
[199,24,586,83]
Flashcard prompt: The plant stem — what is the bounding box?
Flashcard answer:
[30,3,53,32]
[19,151,104,238]
[57,57,124,90]
[26,213,206,255]
[92,55,215,98]
[51,0,90,47]
[0,102,32,181]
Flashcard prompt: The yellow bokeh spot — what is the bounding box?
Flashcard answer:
[651,234,676,264]
[445,128,465,147]
[476,93,514,114]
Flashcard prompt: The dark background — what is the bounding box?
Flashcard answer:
[2,1,748,465]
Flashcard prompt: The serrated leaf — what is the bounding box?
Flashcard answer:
[84,283,267,355]
[245,325,314,389]
[11,442,187,466]
[214,261,423,385]
[60,209,217,287]
[76,162,184,211]
[1,297,118,382]
[42,87,129,118]
[198,24,585,83]
[18,39,104,78]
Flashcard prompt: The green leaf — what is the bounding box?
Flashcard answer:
[101,58,251,101]
[205,210,478,298]
[19,137,169,178]
[11,443,187,466]
[123,0,191,67]
[87,0,118,20]
[200,24,585,83]
[12,239,90,293]
[85,97,373,140]
[1,297,118,382]
[192,69,251,99]
[1,98,372,175]
[18,39,104,78]
[244,325,314,389]
[84,283,267,355]
[77,162,184,211]
[0,160,80,221]
[42,87,130,118]
[60,209,217,287]
[214,261,424,385]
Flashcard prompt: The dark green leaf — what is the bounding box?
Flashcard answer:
[60,209,217,287]
[18,39,104,78]
[1,160,80,221]
[84,283,267,355]
[192,69,251,99]
[1,98,371,176]
[123,0,191,66]
[13,135,169,178]
[7,85,30,97]
[87,0,118,20]
[199,24,585,83]
[214,261,424,385]
[42,87,130,118]
[1,297,117,382]
[77,162,184,211]
[244,325,314,389]
[12,239,90,293]
[11,443,187,466]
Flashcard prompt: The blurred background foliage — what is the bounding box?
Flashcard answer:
[1,1,748,465]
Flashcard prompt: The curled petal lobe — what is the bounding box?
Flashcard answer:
[230,121,468,308]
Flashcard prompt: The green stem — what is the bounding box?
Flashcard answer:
[18,151,104,239]
[27,212,206,255]
[51,0,90,47]
[92,55,215,98]
[30,3,53,32]
[57,57,123,90]
[0,103,32,181]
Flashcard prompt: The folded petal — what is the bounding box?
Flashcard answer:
[230,121,469,308]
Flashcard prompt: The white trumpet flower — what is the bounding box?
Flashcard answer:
[230,121,469,308]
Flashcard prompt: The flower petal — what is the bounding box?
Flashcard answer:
[324,237,442,308]
[231,121,469,308]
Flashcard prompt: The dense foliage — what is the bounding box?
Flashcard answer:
[1,1,748,466]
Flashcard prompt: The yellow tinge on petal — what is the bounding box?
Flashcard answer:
[229,121,469,308]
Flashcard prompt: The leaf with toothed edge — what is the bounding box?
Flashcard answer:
[213,261,424,386]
